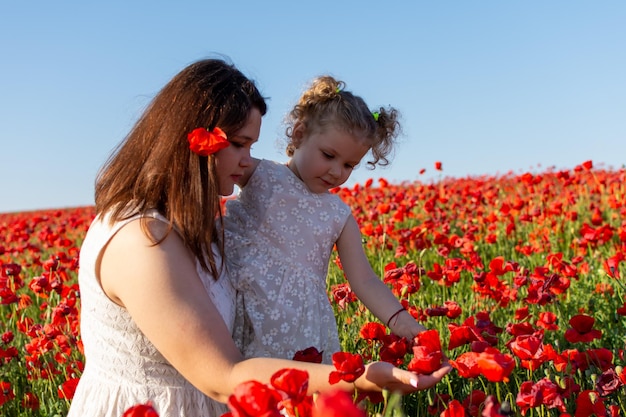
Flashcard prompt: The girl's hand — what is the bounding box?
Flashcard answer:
[354,360,452,394]
[389,310,427,339]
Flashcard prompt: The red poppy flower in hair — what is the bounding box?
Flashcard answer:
[187,127,229,156]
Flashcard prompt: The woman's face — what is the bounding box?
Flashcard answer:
[213,108,261,196]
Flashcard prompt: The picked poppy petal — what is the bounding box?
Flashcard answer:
[227,380,282,417]
[270,368,309,403]
[407,329,443,374]
[329,352,365,384]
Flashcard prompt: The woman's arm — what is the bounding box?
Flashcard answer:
[100,218,440,402]
[335,215,427,339]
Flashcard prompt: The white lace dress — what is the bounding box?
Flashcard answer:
[223,159,351,364]
[67,211,236,417]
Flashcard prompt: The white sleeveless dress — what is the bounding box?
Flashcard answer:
[67,210,235,417]
[223,159,351,364]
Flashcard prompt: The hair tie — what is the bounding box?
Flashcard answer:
[372,112,380,122]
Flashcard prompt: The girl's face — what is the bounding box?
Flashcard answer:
[288,123,370,194]
[214,108,261,196]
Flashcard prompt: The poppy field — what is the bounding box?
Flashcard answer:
[2,160,626,416]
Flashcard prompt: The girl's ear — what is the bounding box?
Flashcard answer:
[291,121,306,148]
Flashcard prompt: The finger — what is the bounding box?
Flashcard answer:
[430,363,452,380]
[415,364,452,389]
[390,368,420,392]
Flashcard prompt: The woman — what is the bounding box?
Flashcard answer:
[67,58,450,417]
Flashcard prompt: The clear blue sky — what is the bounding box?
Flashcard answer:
[1,1,624,213]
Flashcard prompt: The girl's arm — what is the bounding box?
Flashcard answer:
[335,215,427,339]
[100,218,444,403]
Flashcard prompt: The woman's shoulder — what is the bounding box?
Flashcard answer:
[84,210,171,260]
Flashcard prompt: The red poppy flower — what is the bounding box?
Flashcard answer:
[603,253,623,279]
[329,352,365,384]
[57,377,79,400]
[553,348,611,373]
[0,346,18,361]
[122,403,160,417]
[2,330,14,344]
[0,381,15,406]
[379,334,411,366]
[506,332,547,370]
[475,348,516,383]
[450,351,481,379]
[331,283,357,309]
[595,368,623,397]
[609,404,620,417]
[584,348,614,371]
[557,375,581,399]
[312,390,366,417]
[227,380,282,417]
[2,263,22,277]
[21,392,40,410]
[383,261,422,296]
[488,256,518,276]
[481,395,511,417]
[440,399,464,417]
[407,329,443,374]
[506,321,536,337]
[462,389,487,417]
[448,323,479,350]
[474,312,503,345]
[292,347,323,363]
[515,378,566,415]
[426,306,448,317]
[435,161,443,171]
[564,314,602,343]
[359,322,387,341]
[619,366,626,385]
[451,348,515,383]
[470,340,492,353]
[536,311,559,331]
[574,390,607,417]
[444,300,462,319]
[187,127,229,156]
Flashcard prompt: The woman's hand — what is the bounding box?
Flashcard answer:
[354,360,452,394]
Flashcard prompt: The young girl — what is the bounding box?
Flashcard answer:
[68,60,448,417]
[223,76,427,363]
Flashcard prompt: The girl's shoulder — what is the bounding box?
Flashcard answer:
[258,158,288,172]
[248,159,292,183]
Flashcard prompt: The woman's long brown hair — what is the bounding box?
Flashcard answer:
[95,59,267,278]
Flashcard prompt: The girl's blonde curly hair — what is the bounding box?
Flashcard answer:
[285,75,401,169]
